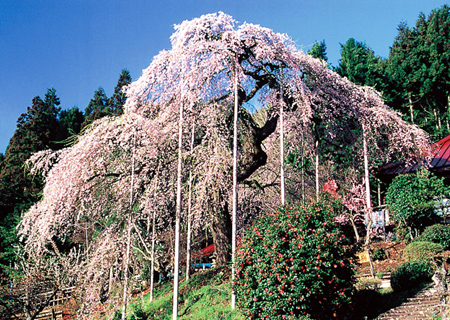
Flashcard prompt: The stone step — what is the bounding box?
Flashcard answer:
[406,298,441,304]
[376,284,441,320]
[384,307,435,314]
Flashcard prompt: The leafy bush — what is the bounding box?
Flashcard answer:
[390,260,433,292]
[372,248,387,261]
[416,224,450,250]
[355,277,382,291]
[386,169,449,238]
[234,201,355,319]
[403,241,443,261]
[394,222,412,242]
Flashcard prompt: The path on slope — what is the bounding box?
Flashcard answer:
[376,284,442,320]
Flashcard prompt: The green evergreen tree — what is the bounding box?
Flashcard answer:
[82,87,110,128]
[59,107,85,135]
[335,38,386,89]
[82,70,131,128]
[108,69,132,116]
[307,40,328,62]
[385,5,450,140]
[0,90,62,268]
[44,87,60,109]
[386,169,449,239]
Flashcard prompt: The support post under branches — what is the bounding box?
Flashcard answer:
[122,134,136,320]
[231,71,239,310]
[280,70,285,206]
[186,124,195,282]
[173,100,184,320]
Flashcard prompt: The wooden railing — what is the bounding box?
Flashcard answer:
[17,286,76,320]
[35,286,75,307]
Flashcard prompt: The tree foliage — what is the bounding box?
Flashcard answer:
[402,241,444,261]
[307,40,328,62]
[385,5,450,140]
[0,90,63,267]
[82,87,110,128]
[335,38,386,90]
[59,106,85,137]
[109,69,132,116]
[82,70,131,128]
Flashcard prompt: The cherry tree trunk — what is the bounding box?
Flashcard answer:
[350,216,360,243]
[211,202,232,266]
[109,265,113,296]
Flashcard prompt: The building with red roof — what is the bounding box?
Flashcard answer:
[376,134,450,184]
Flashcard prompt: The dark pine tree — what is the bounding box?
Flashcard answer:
[307,40,328,62]
[82,87,110,128]
[335,38,386,90]
[0,90,61,268]
[59,107,85,136]
[108,69,132,116]
[385,5,450,140]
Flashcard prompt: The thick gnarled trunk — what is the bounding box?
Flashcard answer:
[211,202,232,266]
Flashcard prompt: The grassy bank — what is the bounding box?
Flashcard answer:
[107,266,244,320]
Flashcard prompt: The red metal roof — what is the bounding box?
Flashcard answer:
[376,134,450,181]
[430,134,450,168]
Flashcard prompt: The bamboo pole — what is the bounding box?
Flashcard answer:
[173,98,184,320]
[280,71,285,206]
[231,71,238,309]
[186,124,195,282]
[150,163,160,302]
[362,123,375,277]
[122,134,136,320]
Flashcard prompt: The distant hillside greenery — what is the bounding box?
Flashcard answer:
[0,70,131,270]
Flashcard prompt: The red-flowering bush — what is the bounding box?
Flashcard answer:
[234,201,355,319]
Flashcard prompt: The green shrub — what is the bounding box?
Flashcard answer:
[372,248,387,261]
[355,277,382,291]
[416,224,450,250]
[391,260,433,291]
[403,241,443,261]
[386,169,449,238]
[129,304,147,320]
[234,201,355,319]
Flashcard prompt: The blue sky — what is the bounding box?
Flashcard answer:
[0,0,447,154]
